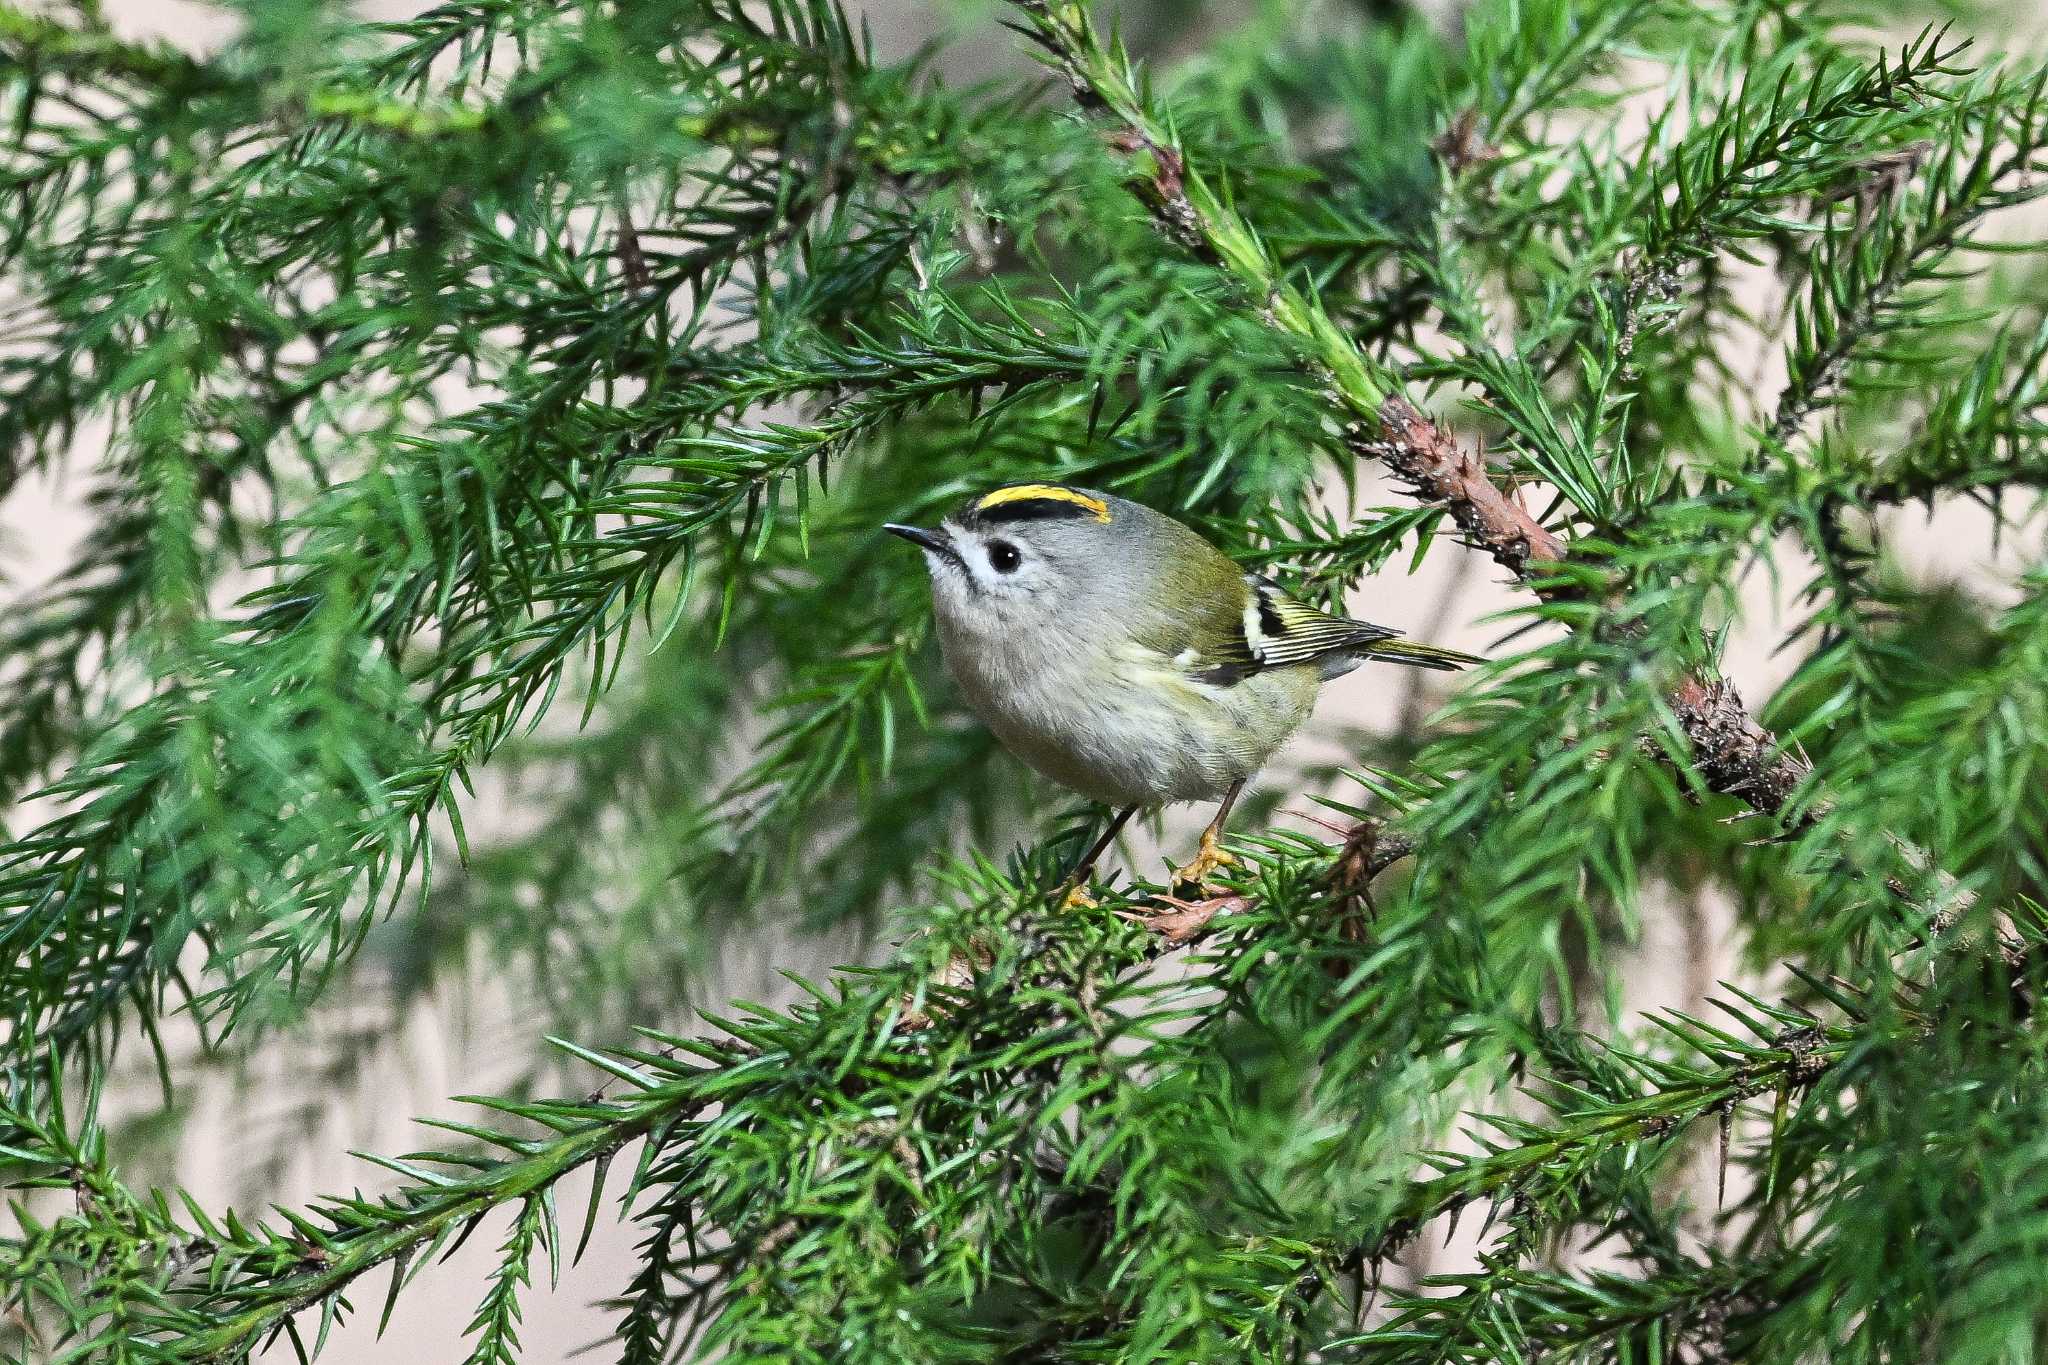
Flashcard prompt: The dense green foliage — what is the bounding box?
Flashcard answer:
[3,0,2047,1358]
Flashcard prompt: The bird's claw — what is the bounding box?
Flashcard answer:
[1169,830,1239,896]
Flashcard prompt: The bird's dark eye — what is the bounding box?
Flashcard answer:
[988,541,1022,574]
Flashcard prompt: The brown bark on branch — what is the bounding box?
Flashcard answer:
[1367,396,1814,822]
[1365,401,1815,823]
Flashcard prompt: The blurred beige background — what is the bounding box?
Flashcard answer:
[4,0,2043,1359]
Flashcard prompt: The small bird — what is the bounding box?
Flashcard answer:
[886,484,1478,899]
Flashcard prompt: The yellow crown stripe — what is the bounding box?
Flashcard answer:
[975,484,1111,522]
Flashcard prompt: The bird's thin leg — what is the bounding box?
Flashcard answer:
[1172,779,1246,893]
[1054,805,1139,908]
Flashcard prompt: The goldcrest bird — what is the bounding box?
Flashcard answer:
[886,484,1478,898]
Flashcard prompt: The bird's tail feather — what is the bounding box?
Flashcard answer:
[1360,637,1484,671]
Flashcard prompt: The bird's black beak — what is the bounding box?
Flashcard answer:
[884,523,964,569]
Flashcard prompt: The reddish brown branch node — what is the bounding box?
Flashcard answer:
[1362,397,1569,579]
[1669,676,1811,820]
[1120,893,1247,946]
[1104,130,1214,260]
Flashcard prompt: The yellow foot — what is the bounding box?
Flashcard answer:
[1170,830,1240,895]
[1059,884,1098,910]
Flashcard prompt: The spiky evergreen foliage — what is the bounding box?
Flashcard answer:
[3,0,2048,1357]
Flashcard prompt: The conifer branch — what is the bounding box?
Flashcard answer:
[3,851,1983,1360]
[0,1,502,136]
[0,1070,692,1363]
[1005,0,1816,825]
[0,1,205,89]
[8,0,2048,1357]
[1348,1252,1778,1360]
[0,0,1045,1095]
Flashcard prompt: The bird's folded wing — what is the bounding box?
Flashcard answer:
[1241,576,1400,670]
[1156,574,1397,686]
